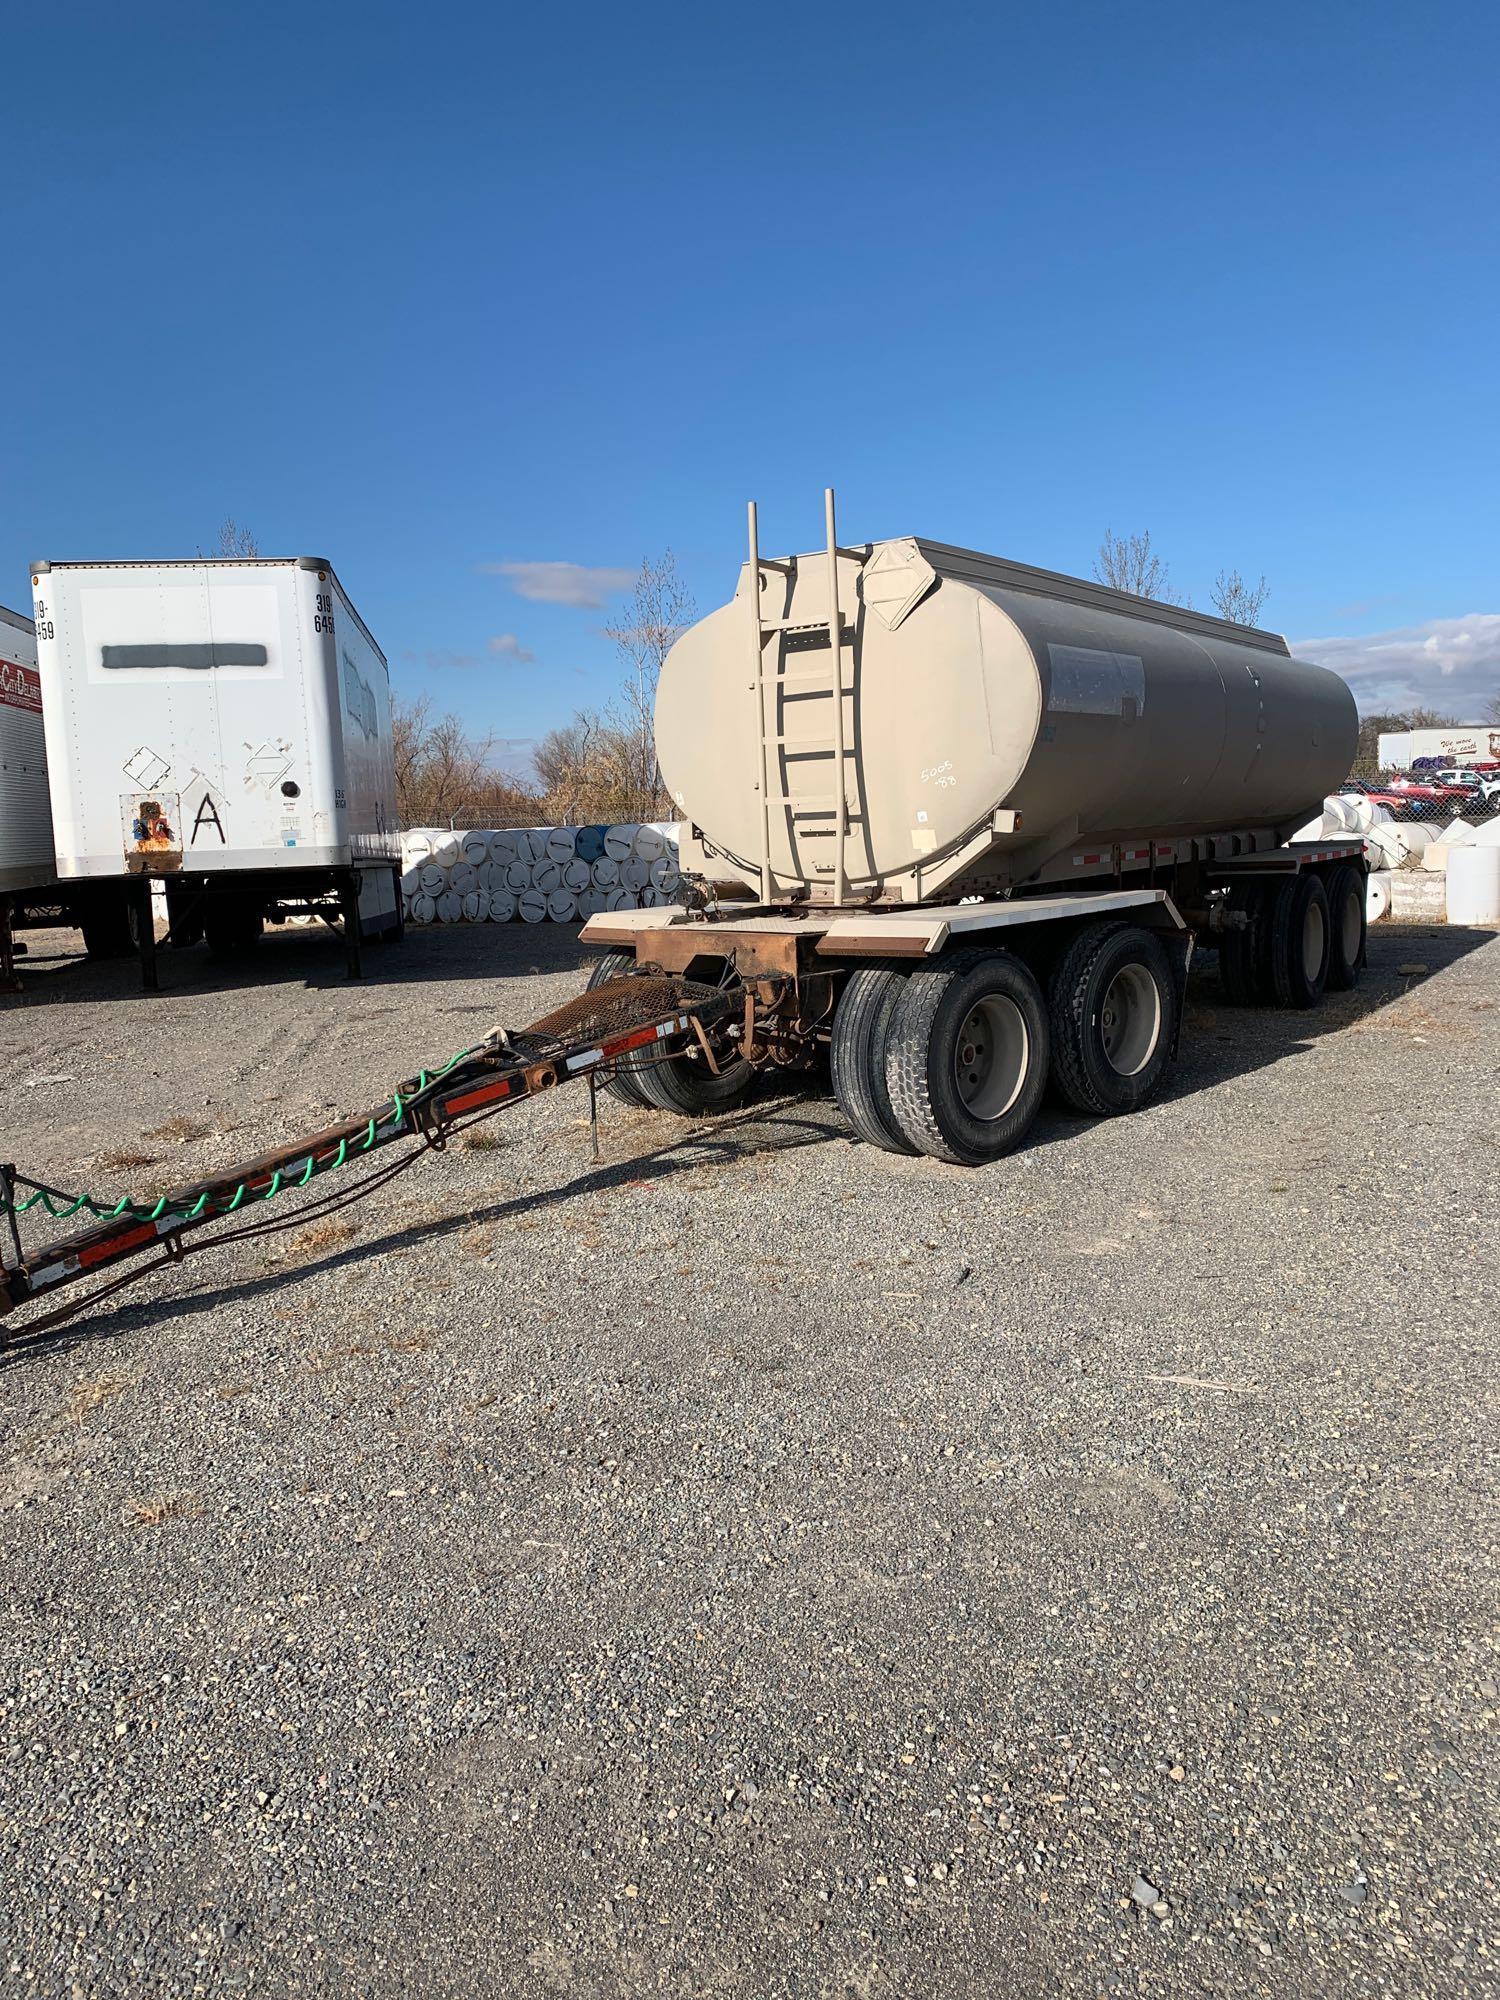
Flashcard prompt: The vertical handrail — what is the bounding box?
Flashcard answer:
[747,502,773,902]
[823,486,848,906]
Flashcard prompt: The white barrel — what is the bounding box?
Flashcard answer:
[504,859,533,894]
[641,886,664,907]
[460,829,491,865]
[603,824,636,862]
[488,888,516,923]
[648,856,677,890]
[1365,870,1392,923]
[561,857,592,892]
[518,887,548,923]
[1364,824,1409,872]
[632,824,667,863]
[576,887,605,920]
[1447,846,1500,924]
[403,828,436,862]
[436,888,463,924]
[546,888,578,922]
[410,892,436,925]
[620,856,650,892]
[461,891,485,922]
[401,864,424,895]
[488,828,522,865]
[591,855,620,889]
[605,887,636,912]
[400,893,411,922]
[544,826,576,864]
[419,862,447,894]
[476,860,496,892]
[532,858,563,894]
[432,830,462,870]
[450,859,480,895]
[522,827,550,863]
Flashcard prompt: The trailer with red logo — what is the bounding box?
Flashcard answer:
[0,604,51,898]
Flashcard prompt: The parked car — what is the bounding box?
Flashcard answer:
[1432,767,1500,802]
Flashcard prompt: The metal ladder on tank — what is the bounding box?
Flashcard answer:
[746,487,855,906]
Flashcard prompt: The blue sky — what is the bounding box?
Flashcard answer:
[4,0,1496,768]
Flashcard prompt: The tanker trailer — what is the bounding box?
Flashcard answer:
[582,491,1368,1165]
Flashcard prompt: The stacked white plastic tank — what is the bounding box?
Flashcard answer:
[398,824,682,925]
[1288,792,1500,924]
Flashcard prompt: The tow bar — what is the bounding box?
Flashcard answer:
[0,975,735,1339]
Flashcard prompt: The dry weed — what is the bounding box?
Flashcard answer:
[287,1220,358,1259]
[93,1147,158,1173]
[67,1374,131,1425]
[124,1492,201,1527]
[145,1114,213,1144]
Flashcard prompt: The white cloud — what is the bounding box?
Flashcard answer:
[402,646,481,670]
[479,560,634,608]
[487,633,536,663]
[1293,613,1500,715]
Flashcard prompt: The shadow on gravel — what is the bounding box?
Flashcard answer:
[3,922,1493,1364]
[1,919,593,1005]
[1017,922,1499,1154]
[0,1093,842,1369]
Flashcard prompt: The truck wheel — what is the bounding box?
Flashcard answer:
[633,1040,752,1116]
[1267,871,1330,1008]
[884,948,1048,1166]
[1324,864,1364,991]
[830,968,917,1154]
[78,889,136,960]
[204,898,264,959]
[1218,883,1267,1006]
[1048,922,1177,1116]
[584,949,650,1107]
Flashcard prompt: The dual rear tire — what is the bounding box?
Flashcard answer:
[831,925,1178,1166]
[1220,867,1356,1009]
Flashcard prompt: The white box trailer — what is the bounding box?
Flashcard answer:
[0,604,51,897]
[29,557,401,981]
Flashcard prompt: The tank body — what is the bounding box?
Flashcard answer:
[655,536,1358,902]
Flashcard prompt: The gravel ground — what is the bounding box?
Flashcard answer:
[1,915,1496,1999]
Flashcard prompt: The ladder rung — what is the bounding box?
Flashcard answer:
[758,617,854,634]
[776,670,852,688]
[772,736,848,749]
[779,793,841,808]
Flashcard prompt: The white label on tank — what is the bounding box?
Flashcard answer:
[1046,645,1145,719]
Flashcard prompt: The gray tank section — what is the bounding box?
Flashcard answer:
[656,531,1357,904]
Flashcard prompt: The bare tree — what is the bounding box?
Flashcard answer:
[216,517,260,558]
[1210,568,1269,626]
[1093,529,1185,605]
[603,551,695,812]
[1484,691,1500,726]
[392,695,541,826]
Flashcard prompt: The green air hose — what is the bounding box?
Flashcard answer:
[8,1042,482,1227]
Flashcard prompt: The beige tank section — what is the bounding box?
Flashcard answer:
[655,530,1357,904]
